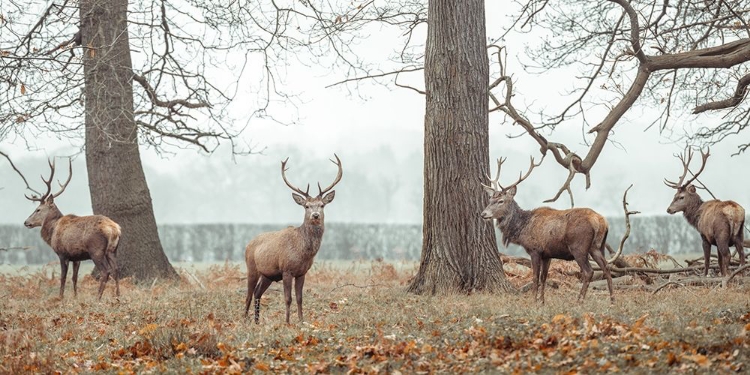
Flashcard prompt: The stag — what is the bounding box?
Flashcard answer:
[665,147,745,277]
[480,156,614,304]
[244,154,343,324]
[20,159,121,300]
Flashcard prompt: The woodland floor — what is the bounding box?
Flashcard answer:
[0,256,748,374]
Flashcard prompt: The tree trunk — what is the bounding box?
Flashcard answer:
[407,0,514,294]
[81,0,178,281]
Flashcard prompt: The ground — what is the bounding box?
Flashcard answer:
[0,258,747,374]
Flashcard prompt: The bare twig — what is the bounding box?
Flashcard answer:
[183,269,206,290]
[325,67,424,89]
[651,281,686,295]
[0,151,42,197]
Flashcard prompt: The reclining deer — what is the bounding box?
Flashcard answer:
[20,158,121,300]
[480,156,614,304]
[244,154,342,324]
[664,147,745,277]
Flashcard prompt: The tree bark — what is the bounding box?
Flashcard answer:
[407,0,514,294]
[81,0,178,281]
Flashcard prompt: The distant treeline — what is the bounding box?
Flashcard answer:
[0,215,740,265]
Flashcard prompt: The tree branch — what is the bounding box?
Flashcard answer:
[324,66,424,88]
[132,73,211,110]
[608,184,640,264]
[693,73,750,113]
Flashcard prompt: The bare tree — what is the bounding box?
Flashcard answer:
[315,1,750,292]
[405,0,513,294]
[490,0,750,203]
[1,0,387,280]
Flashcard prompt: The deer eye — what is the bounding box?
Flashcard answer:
[498,199,505,204]
[679,196,684,200]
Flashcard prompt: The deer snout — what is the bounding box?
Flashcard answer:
[23,221,34,228]
[311,212,320,220]
[480,210,493,220]
[666,208,675,215]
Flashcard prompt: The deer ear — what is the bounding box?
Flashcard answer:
[322,190,335,204]
[483,185,495,197]
[505,186,517,197]
[292,193,306,206]
[686,185,697,193]
[46,196,55,204]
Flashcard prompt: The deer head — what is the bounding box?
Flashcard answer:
[281,154,343,226]
[481,155,543,223]
[23,158,72,228]
[664,147,708,214]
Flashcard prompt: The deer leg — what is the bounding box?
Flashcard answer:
[573,252,594,302]
[701,236,711,277]
[735,231,745,268]
[59,258,69,299]
[106,252,119,297]
[282,273,294,324]
[71,261,80,298]
[529,252,541,302]
[294,275,306,322]
[590,250,614,303]
[253,276,273,324]
[539,258,551,305]
[717,239,731,277]
[91,254,110,300]
[244,272,260,319]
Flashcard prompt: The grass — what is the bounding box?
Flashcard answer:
[0,257,748,374]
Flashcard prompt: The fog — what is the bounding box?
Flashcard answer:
[2,113,749,226]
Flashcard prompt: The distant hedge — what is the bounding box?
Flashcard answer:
[0,215,739,265]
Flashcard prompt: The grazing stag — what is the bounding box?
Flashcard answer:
[244,154,343,324]
[20,159,121,300]
[480,156,614,304]
[665,147,745,277]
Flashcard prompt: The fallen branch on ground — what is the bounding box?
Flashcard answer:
[722,264,750,288]
[651,281,687,295]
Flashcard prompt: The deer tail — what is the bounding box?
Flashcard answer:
[591,216,608,253]
[596,228,608,254]
[104,221,122,254]
[728,206,745,238]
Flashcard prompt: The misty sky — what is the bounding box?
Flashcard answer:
[2,2,749,225]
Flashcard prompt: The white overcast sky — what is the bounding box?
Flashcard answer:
[2,2,749,225]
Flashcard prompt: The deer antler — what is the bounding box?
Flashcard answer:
[504,155,545,192]
[682,147,709,188]
[50,158,73,199]
[317,154,343,196]
[482,157,506,192]
[281,157,310,197]
[24,158,73,202]
[664,147,709,190]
